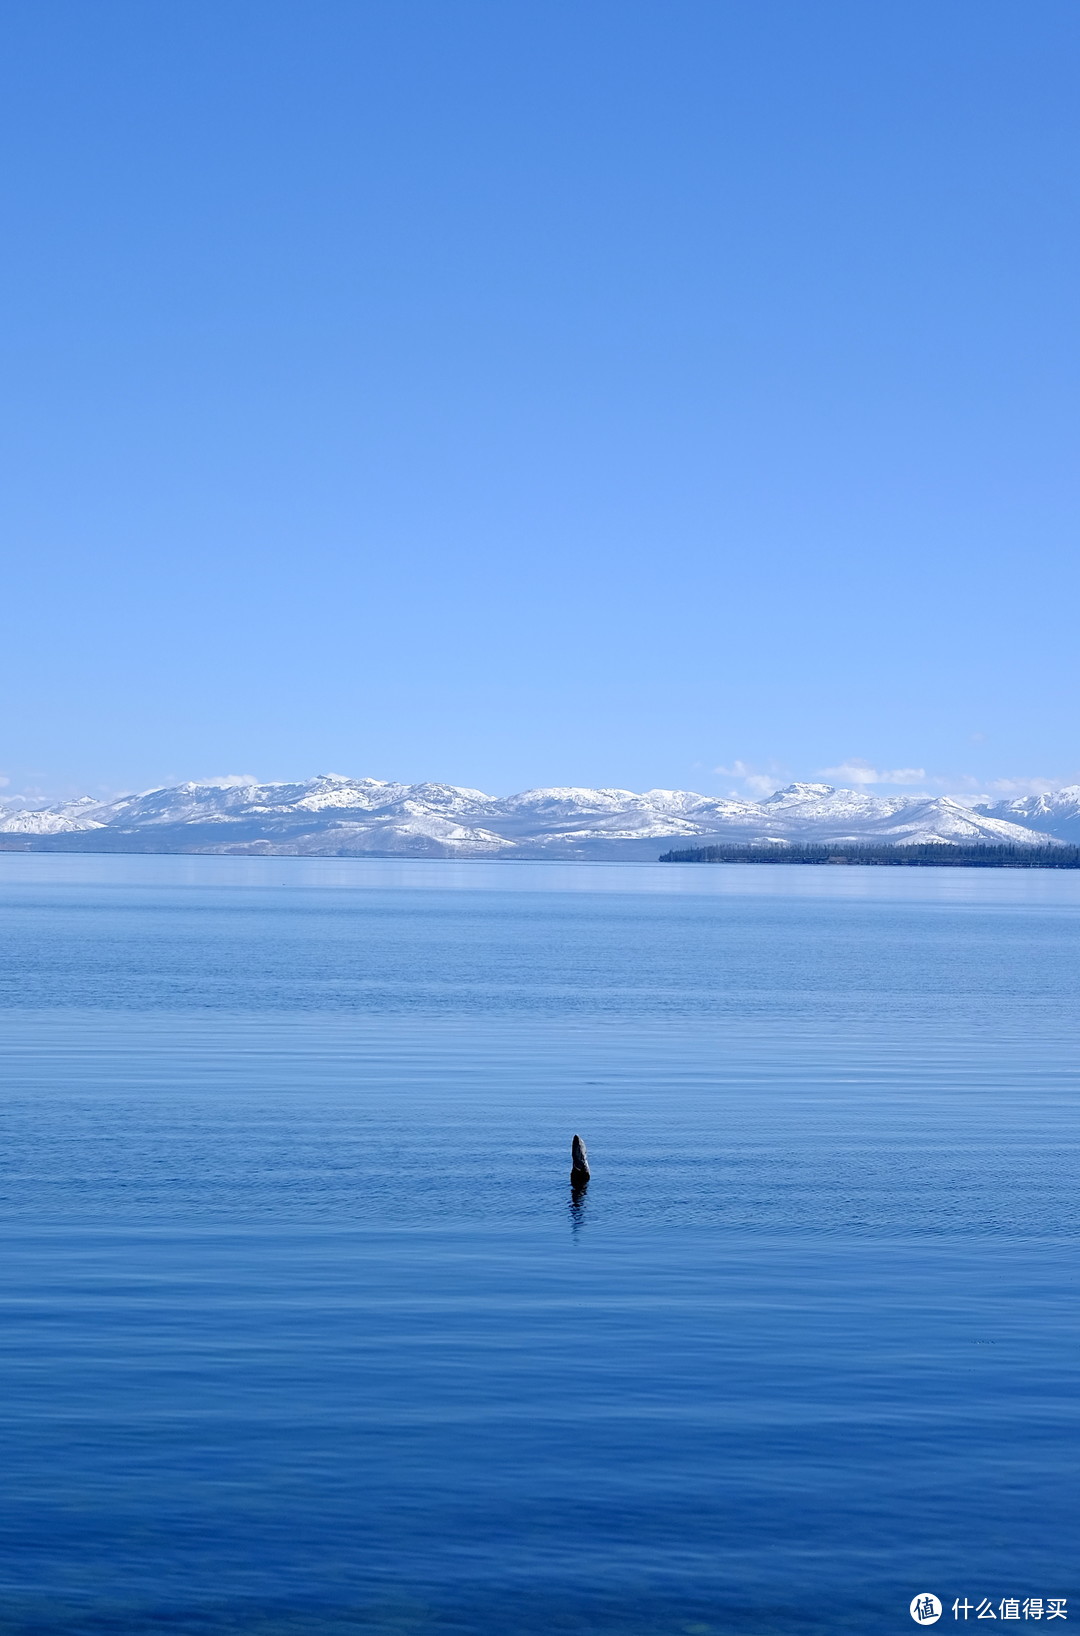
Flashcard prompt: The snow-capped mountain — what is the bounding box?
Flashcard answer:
[0,775,1063,856]
[975,787,1080,845]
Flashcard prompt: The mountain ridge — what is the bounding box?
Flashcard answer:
[2,775,1076,857]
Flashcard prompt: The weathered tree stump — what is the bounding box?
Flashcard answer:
[570,1133,590,1182]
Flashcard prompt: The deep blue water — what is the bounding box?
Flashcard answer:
[0,855,1077,1635]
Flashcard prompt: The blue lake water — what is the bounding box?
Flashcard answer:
[0,854,1077,1634]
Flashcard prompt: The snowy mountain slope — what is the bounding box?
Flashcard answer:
[0,794,52,820]
[738,784,1045,846]
[976,787,1080,844]
[0,776,1064,855]
[0,796,111,833]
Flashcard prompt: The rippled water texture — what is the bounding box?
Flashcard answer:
[0,855,1077,1634]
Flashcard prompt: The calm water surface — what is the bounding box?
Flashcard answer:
[0,856,1077,1635]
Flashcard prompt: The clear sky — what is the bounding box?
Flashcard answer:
[2,0,1079,802]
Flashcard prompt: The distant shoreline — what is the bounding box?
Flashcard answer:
[2,837,1079,870]
[659,842,1080,868]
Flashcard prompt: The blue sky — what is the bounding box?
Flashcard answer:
[2,0,1079,801]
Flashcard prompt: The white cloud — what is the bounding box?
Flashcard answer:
[714,760,785,797]
[820,760,926,787]
[707,755,1079,806]
[983,775,1077,798]
[195,774,261,789]
[821,768,1079,803]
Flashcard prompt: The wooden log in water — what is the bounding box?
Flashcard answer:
[570,1133,590,1181]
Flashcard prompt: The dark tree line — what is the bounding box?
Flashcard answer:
[658,842,1080,868]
